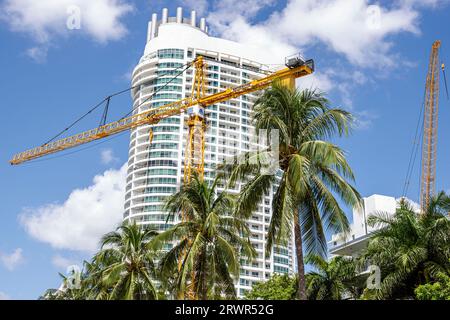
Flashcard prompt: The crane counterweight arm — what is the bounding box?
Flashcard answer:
[10,60,314,165]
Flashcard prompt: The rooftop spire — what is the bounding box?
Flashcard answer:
[147,7,208,42]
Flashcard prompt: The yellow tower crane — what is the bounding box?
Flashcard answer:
[420,41,443,211]
[10,55,314,179]
[10,54,313,300]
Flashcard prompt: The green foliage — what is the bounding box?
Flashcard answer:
[359,288,378,300]
[89,222,159,300]
[415,273,450,300]
[306,255,363,300]
[153,174,256,300]
[244,274,298,300]
[222,84,361,299]
[42,222,160,300]
[360,192,450,299]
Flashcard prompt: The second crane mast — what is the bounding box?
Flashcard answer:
[420,40,442,210]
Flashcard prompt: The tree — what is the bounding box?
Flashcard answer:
[360,192,450,299]
[223,84,361,299]
[244,274,297,300]
[153,174,256,300]
[415,273,450,300]
[90,222,159,300]
[306,255,363,300]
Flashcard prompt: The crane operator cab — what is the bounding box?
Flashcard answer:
[285,53,315,72]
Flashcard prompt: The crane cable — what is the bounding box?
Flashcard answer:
[41,61,193,146]
[99,96,111,127]
[402,86,426,198]
[118,61,194,120]
[442,63,449,100]
[441,45,449,100]
[42,96,113,146]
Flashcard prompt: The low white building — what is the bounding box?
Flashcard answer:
[329,194,420,257]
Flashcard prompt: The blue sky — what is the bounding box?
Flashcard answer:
[0,0,449,299]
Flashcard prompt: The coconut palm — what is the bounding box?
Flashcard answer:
[222,83,362,299]
[360,192,450,299]
[90,222,159,300]
[152,174,256,300]
[306,255,363,300]
[81,258,118,299]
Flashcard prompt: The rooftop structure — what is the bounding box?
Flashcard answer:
[329,194,420,257]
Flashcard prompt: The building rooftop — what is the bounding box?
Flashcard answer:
[329,194,420,257]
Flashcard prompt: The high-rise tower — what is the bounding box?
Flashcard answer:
[124,7,295,297]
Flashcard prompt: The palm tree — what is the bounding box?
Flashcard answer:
[90,222,159,300]
[81,258,117,300]
[360,192,450,299]
[222,83,362,299]
[152,174,256,300]
[306,255,363,300]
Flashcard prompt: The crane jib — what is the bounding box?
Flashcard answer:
[10,63,313,165]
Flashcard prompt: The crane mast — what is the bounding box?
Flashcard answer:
[420,40,441,211]
[184,56,207,185]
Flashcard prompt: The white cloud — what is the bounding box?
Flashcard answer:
[25,46,49,63]
[122,67,134,82]
[0,248,24,271]
[204,0,448,126]
[20,164,127,253]
[208,0,423,67]
[209,0,276,23]
[354,110,379,130]
[100,148,119,165]
[296,69,334,92]
[0,0,133,61]
[51,254,80,270]
[181,0,209,16]
[0,292,10,300]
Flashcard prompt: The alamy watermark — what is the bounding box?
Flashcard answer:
[221,129,280,176]
[66,5,82,30]
[65,264,82,290]
[366,5,382,30]
[366,265,381,290]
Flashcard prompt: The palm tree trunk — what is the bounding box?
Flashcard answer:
[294,217,307,300]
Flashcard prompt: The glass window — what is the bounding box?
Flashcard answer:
[143,195,166,203]
[274,256,289,265]
[158,49,184,59]
[148,159,177,167]
[274,247,289,256]
[145,186,177,194]
[147,168,177,175]
[153,93,182,100]
[157,62,183,69]
[152,126,180,132]
[274,265,289,274]
[152,134,179,141]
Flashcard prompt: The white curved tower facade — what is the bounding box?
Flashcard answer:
[124,7,295,297]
